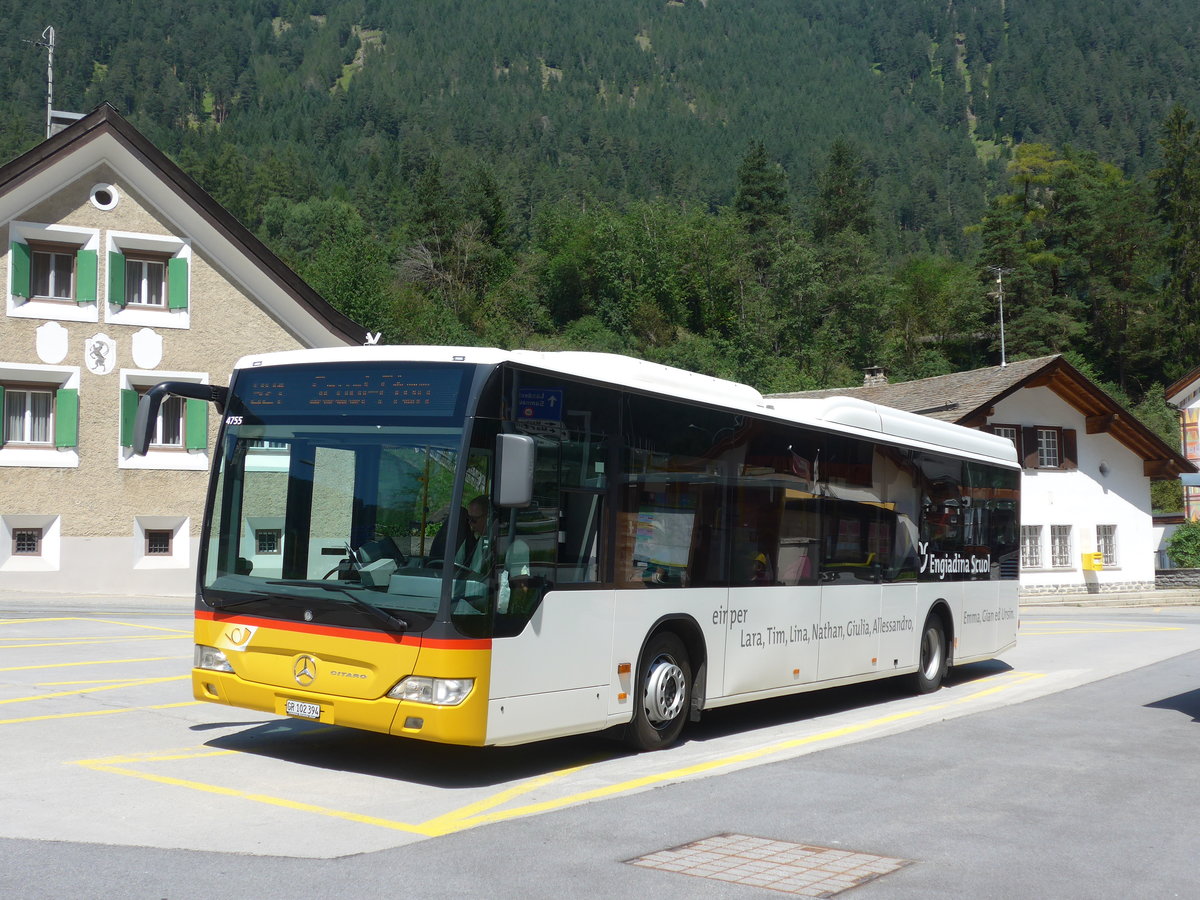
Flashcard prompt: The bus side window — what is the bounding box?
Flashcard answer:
[778,500,819,585]
[559,490,603,582]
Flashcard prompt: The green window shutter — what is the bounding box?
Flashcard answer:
[55,388,79,449]
[11,241,31,298]
[75,249,98,303]
[185,397,208,450]
[168,256,189,310]
[119,389,138,448]
[0,385,5,445]
[108,251,126,306]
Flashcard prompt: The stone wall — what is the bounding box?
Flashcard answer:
[1154,568,1200,588]
[1021,579,1156,595]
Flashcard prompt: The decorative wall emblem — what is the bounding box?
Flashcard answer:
[84,333,117,375]
[36,321,69,364]
[131,328,163,369]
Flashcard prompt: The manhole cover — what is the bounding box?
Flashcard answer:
[627,833,913,896]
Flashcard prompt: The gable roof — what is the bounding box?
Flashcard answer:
[0,103,365,347]
[772,355,1194,479]
[1165,364,1200,409]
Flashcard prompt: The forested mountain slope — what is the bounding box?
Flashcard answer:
[3,1,1197,251]
[2,0,1199,444]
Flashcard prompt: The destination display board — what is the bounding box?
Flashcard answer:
[230,362,471,421]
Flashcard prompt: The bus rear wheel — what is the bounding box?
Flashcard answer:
[626,632,691,751]
[912,614,947,694]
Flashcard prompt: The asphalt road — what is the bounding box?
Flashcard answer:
[1,601,1197,898]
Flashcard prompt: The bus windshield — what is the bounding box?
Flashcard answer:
[200,362,493,634]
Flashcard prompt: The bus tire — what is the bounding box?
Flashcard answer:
[626,632,691,751]
[912,613,948,694]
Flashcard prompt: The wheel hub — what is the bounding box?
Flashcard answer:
[644,656,686,724]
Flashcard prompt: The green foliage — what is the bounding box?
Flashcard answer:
[1165,518,1200,567]
[1152,480,1184,515]
[812,140,874,242]
[1,0,1198,416]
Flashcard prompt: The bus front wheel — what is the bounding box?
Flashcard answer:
[627,632,691,751]
[912,614,948,694]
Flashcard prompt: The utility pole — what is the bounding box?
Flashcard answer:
[987,266,1011,368]
[23,26,55,139]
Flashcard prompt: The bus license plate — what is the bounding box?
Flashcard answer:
[285,699,321,720]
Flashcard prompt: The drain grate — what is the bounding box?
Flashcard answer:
[627,833,913,896]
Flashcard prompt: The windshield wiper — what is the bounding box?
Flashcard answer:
[264,581,409,633]
[208,594,270,612]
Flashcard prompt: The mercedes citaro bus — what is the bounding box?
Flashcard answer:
[134,346,1019,750]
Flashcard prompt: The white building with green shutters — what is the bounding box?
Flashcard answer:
[0,104,364,597]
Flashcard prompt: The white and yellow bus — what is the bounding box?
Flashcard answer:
[136,347,1020,751]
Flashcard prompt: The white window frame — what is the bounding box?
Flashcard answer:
[106,231,190,329]
[990,424,1020,455]
[1,514,60,572]
[123,255,168,308]
[1037,428,1060,469]
[146,393,186,449]
[1096,524,1118,567]
[1050,524,1073,568]
[1020,524,1042,569]
[7,223,100,323]
[4,386,55,445]
[133,516,190,570]
[31,245,76,300]
[118,369,209,471]
[0,363,80,469]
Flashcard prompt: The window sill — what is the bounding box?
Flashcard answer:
[0,555,57,572]
[118,447,208,471]
[106,304,190,330]
[8,296,99,323]
[0,446,79,468]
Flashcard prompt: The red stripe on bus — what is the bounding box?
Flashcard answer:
[195,609,491,650]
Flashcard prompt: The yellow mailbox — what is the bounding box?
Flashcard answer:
[1081,552,1104,571]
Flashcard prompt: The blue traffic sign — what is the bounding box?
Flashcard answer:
[517,388,563,421]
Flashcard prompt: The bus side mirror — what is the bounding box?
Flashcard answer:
[132,381,229,456]
[495,433,535,507]
[132,389,164,456]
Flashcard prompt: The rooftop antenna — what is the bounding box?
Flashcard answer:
[987,266,1011,368]
[22,26,55,139]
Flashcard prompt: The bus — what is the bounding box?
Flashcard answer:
[135,346,1020,751]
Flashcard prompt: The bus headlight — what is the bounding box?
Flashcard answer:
[194,644,234,673]
[387,676,474,706]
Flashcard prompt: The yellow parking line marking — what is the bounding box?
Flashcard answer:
[0,657,177,673]
[2,701,201,725]
[421,763,595,829]
[0,675,190,705]
[71,671,1044,838]
[73,758,434,835]
[0,635,189,649]
[432,671,1049,834]
[87,619,192,634]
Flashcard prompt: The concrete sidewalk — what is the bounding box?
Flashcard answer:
[0,589,192,613]
[1019,586,1200,607]
[3,586,1197,612]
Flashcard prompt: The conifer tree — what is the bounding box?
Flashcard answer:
[812,139,874,242]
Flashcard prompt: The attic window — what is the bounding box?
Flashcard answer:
[1020,426,1077,470]
[89,184,118,211]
